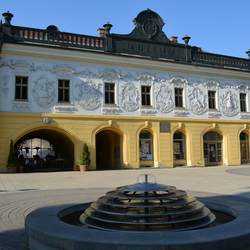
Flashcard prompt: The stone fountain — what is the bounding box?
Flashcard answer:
[25,174,250,250]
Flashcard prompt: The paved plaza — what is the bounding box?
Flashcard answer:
[1,165,250,249]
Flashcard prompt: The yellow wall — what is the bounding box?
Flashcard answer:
[0,112,248,171]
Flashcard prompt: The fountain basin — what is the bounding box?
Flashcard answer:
[25,194,250,250]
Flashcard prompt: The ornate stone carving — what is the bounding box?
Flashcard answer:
[75,68,98,77]
[237,84,249,93]
[102,107,120,115]
[14,67,29,75]
[55,106,75,113]
[203,80,219,90]
[143,19,157,39]
[174,110,189,117]
[57,71,72,79]
[187,84,207,115]
[32,75,55,107]
[137,74,155,85]
[99,69,121,79]
[34,64,52,72]
[43,117,52,124]
[169,77,188,87]
[11,104,32,111]
[119,82,139,112]
[2,75,9,96]
[123,72,136,81]
[9,60,35,70]
[220,90,238,117]
[140,108,156,115]
[155,84,174,113]
[208,112,221,118]
[75,78,101,110]
[52,64,75,74]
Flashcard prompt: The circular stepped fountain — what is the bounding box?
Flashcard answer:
[80,174,216,231]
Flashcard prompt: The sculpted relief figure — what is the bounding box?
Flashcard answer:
[187,84,207,115]
[120,81,139,111]
[75,78,102,110]
[155,84,174,113]
[32,75,55,107]
[2,75,9,97]
[220,90,238,117]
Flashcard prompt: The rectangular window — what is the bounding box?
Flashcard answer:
[208,91,216,109]
[175,88,183,107]
[58,80,70,102]
[105,83,115,104]
[240,93,247,112]
[141,86,151,106]
[15,76,28,100]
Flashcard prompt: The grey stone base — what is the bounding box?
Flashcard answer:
[25,195,250,250]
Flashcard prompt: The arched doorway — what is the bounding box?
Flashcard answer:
[240,132,249,163]
[96,130,122,170]
[173,131,186,160]
[203,131,223,166]
[139,130,153,167]
[15,129,74,171]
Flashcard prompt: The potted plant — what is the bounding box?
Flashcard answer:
[7,139,18,173]
[79,143,91,171]
[73,164,79,171]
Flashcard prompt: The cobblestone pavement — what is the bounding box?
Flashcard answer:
[1,166,250,249]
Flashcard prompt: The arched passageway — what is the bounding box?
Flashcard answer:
[15,129,74,171]
[96,130,122,170]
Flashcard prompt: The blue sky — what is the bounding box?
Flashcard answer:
[1,0,250,58]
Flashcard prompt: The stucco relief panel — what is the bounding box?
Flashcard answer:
[119,81,139,112]
[32,75,55,107]
[155,84,174,113]
[220,89,239,117]
[75,78,102,110]
[187,83,207,115]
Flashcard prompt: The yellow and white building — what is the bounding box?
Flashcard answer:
[1,9,250,171]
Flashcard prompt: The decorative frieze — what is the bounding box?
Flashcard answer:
[137,73,155,85]
[240,114,250,119]
[11,104,32,111]
[208,112,221,118]
[52,64,75,74]
[140,108,156,116]
[102,107,120,115]
[54,106,75,113]
[173,110,189,117]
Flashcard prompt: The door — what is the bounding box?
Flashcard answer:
[208,144,216,163]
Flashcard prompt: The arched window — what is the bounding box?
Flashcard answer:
[139,131,153,160]
[173,131,185,160]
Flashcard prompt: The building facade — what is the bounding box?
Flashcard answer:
[1,9,250,171]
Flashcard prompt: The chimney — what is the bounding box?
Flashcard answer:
[170,36,178,43]
[97,28,106,37]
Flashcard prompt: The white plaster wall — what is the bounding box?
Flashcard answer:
[1,52,250,121]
